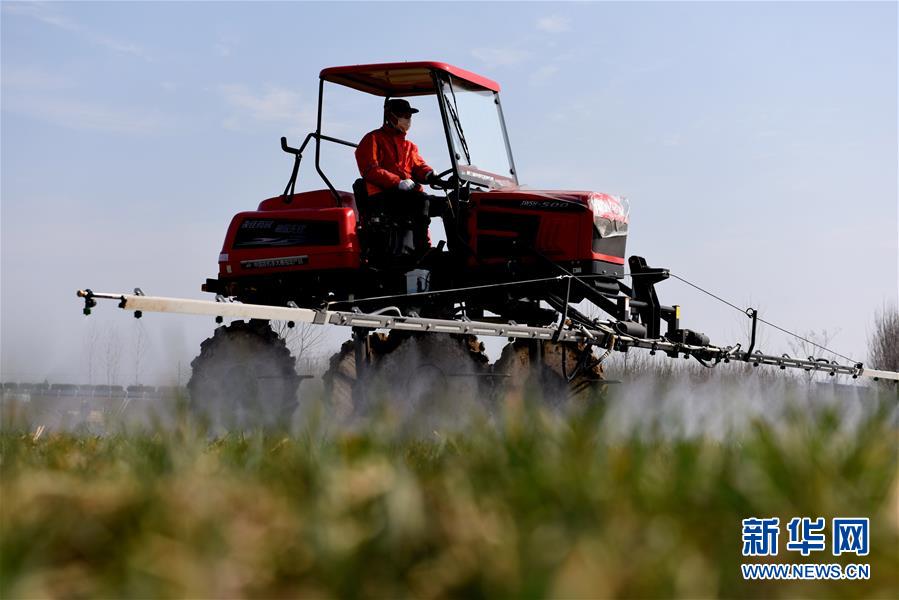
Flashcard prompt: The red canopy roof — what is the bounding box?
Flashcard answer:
[319,61,500,97]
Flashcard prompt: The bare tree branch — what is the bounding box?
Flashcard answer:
[869,305,898,387]
[104,324,122,386]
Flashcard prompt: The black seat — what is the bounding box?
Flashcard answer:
[353,178,382,222]
[352,178,414,260]
[352,178,367,211]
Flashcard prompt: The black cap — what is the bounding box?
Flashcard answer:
[385,98,419,115]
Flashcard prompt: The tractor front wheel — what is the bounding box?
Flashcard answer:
[187,320,300,430]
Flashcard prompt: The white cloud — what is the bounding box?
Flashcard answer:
[0,66,71,91]
[2,2,151,60]
[661,133,682,147]
[92,34,148,59]
[2,2,79,31]
[2,64,167,134]
[2,95,171,135]
[219,84,314,133]
[529,65,560,86]
[471,47,532,68]
[536,15,571,34]
[214,32,241,58]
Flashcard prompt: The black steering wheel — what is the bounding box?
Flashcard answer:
[429,168,456,190]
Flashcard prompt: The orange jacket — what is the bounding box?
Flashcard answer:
[355,125,433,196]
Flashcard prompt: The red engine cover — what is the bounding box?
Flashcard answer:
[466,189,628,268]
[218,190,360,277]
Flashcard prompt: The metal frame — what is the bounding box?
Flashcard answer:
[435,73,519,189]
[432,71,462,199]
[279,79,363,205]
[281,130,358,201]
[76,289,899,383]
[494,92,518,182]
[287,71,518,208]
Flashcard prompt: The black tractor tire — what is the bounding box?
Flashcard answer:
[321,338,364,421]
[187,320,300,430]
[492,340,605,406]
[322,332,490,419]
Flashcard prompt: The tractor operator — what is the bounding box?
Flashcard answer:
[355,98,446,254]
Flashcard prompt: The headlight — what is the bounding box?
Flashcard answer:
[589,193,629,237]
[588,193,629,220]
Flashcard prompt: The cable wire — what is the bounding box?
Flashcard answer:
[325,254,857,365]
[668,273,855,363]
[754,316,854,363]
[326,274,566,309]
[669,273,745,313]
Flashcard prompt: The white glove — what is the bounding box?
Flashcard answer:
[397,179,415,191]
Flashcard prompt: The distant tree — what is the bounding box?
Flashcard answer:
[83,322,101,385]
[104,325,122,386]
[787,329,841,384]
[132,322,148,385]
[273,320,327,373]
[869,305,898,385]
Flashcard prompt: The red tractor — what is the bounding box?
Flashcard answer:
[75,61,898,422]
[189,62,689,423]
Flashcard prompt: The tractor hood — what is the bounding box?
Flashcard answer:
[474,188,630,238]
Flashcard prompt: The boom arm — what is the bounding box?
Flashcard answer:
[76,289,899,383]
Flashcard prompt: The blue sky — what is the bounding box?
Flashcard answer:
[1,1,896,384]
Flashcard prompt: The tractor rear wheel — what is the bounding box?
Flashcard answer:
[322,332,490,419]
[492,340,606,406]
[188,320,300,430]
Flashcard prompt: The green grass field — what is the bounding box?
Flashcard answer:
[1,383,897,598]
